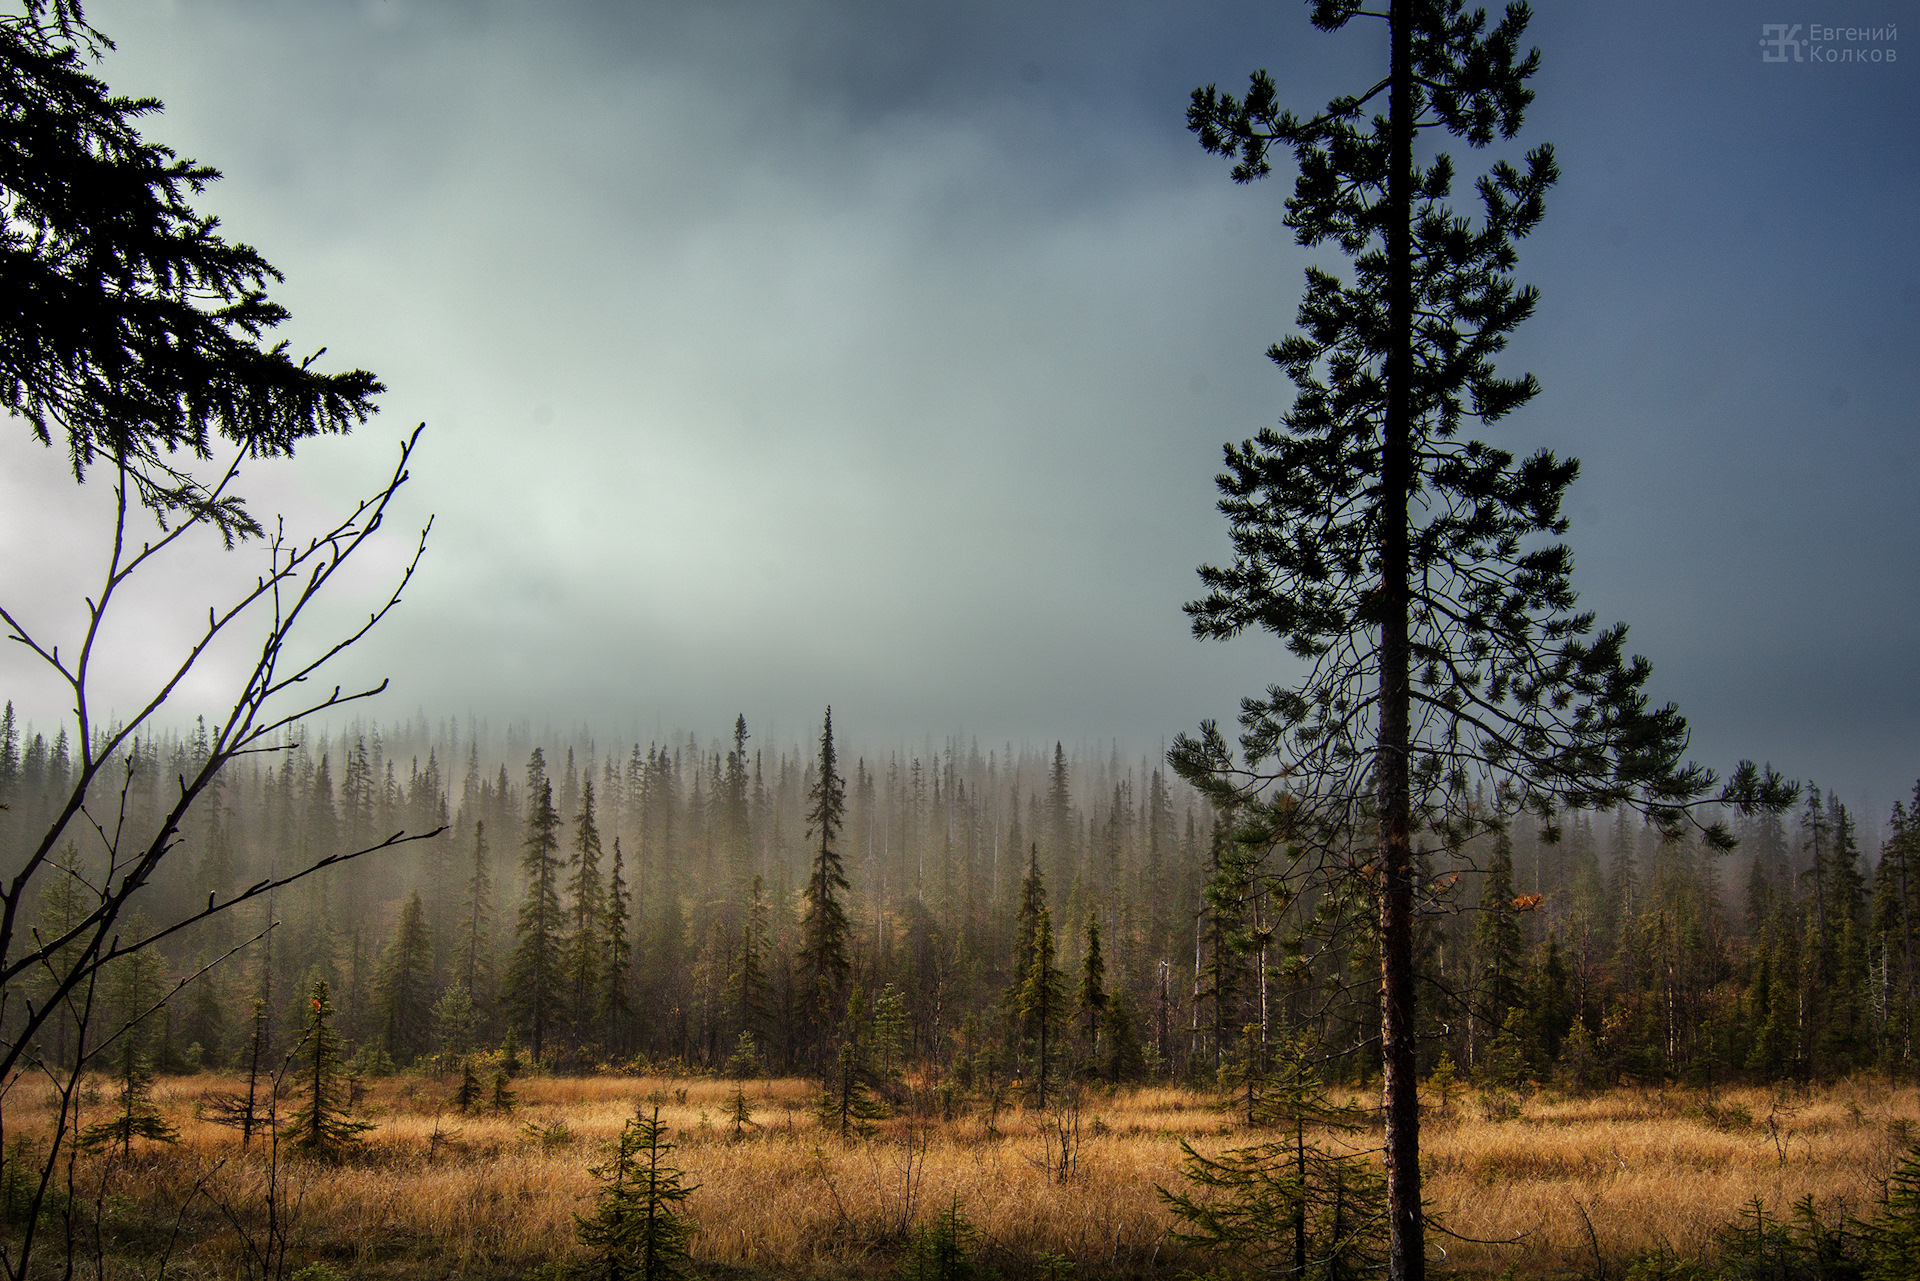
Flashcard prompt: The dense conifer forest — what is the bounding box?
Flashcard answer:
[2,701,1913,1096]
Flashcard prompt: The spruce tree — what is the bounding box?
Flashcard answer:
[1471,832,1527,1060]
[287,979,372,1157]
[454,1058,483,1112]
[1045,744,1073,889]
[507,753,565,1061]
[27,847,89,1066]
[431,984,479,1061]
[602,836,633,1041]
[0,700,16,800]
[728,875,770,1042]
[1163,1040,1386,1280]
[902,1197,981,1281]
[0,3,380,534]
[1012,844,1046,965]
[1100,988,1148,1084]
[818,986,889,1139]
[459,820,496,1002]
[723,715,753,899]
[1014,906,1066,1109]
[204,998,273,1146]
[572,1105,698,1281]
[798,707,850,1051]
[1879,793,1918,1081]
[1862,1143,1920,1281]
[1077,910,1108,1060]
[723,1030,759,1139]
[1174,4,1794,1273]
[374,887,435,1066]
[567,777,607,1048]
[78,1038,177,1156]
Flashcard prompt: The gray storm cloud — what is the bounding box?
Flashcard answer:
[1,0,1913,814]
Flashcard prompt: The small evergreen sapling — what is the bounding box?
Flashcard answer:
[1161,1042,1385,1280]
[287,980,373,1157]
[572,1105,698,1281]
[723,1031,758,1140]
[454,1059,483,1113]
[78,1040,177,1155]
[202,998,274,1147]
[901,1196,980,1281]
[1428,1052,1460,1120]
[723,1082,755,1141]
[819,987,890,1139]
[491,1068,518,1113]
[1862,1143,1920,1281]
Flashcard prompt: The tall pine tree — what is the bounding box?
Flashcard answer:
[507,751,565,1061]
[1174,4,1793,1273]
[566,777,607,1050]
[798,707,850,1060]
[374,888,434,1066]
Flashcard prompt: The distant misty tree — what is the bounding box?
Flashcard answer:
[723,715,753,898]
[798,707,850,1055]
[374,888,434,1066]
[566,777,606,1048]
[1077,910,1107,1057]
[458,821,496,1003]
[728,874,770,1042]
[1045,743,1072,886]
[602,835,633,1040]
[1471,832,1527,1057]
[507,752,565,1061]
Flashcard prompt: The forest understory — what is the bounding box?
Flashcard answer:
[7,1071,1917,1281]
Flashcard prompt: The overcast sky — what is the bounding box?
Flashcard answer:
[1,1,1914,820]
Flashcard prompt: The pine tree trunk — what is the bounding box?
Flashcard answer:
[1899,838,1916,1083]
[1379,3,1424,1279]
[1294,1118,1308,1277]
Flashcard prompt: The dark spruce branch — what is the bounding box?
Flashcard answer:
[0,1,380,539]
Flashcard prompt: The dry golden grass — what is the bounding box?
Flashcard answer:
[1417,1080,1920,1275]
[11,1072,1916,1279]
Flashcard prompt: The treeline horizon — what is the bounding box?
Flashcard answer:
[2,701,1917,1096]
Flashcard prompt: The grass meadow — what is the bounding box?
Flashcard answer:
[6,1072,1917,1279]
